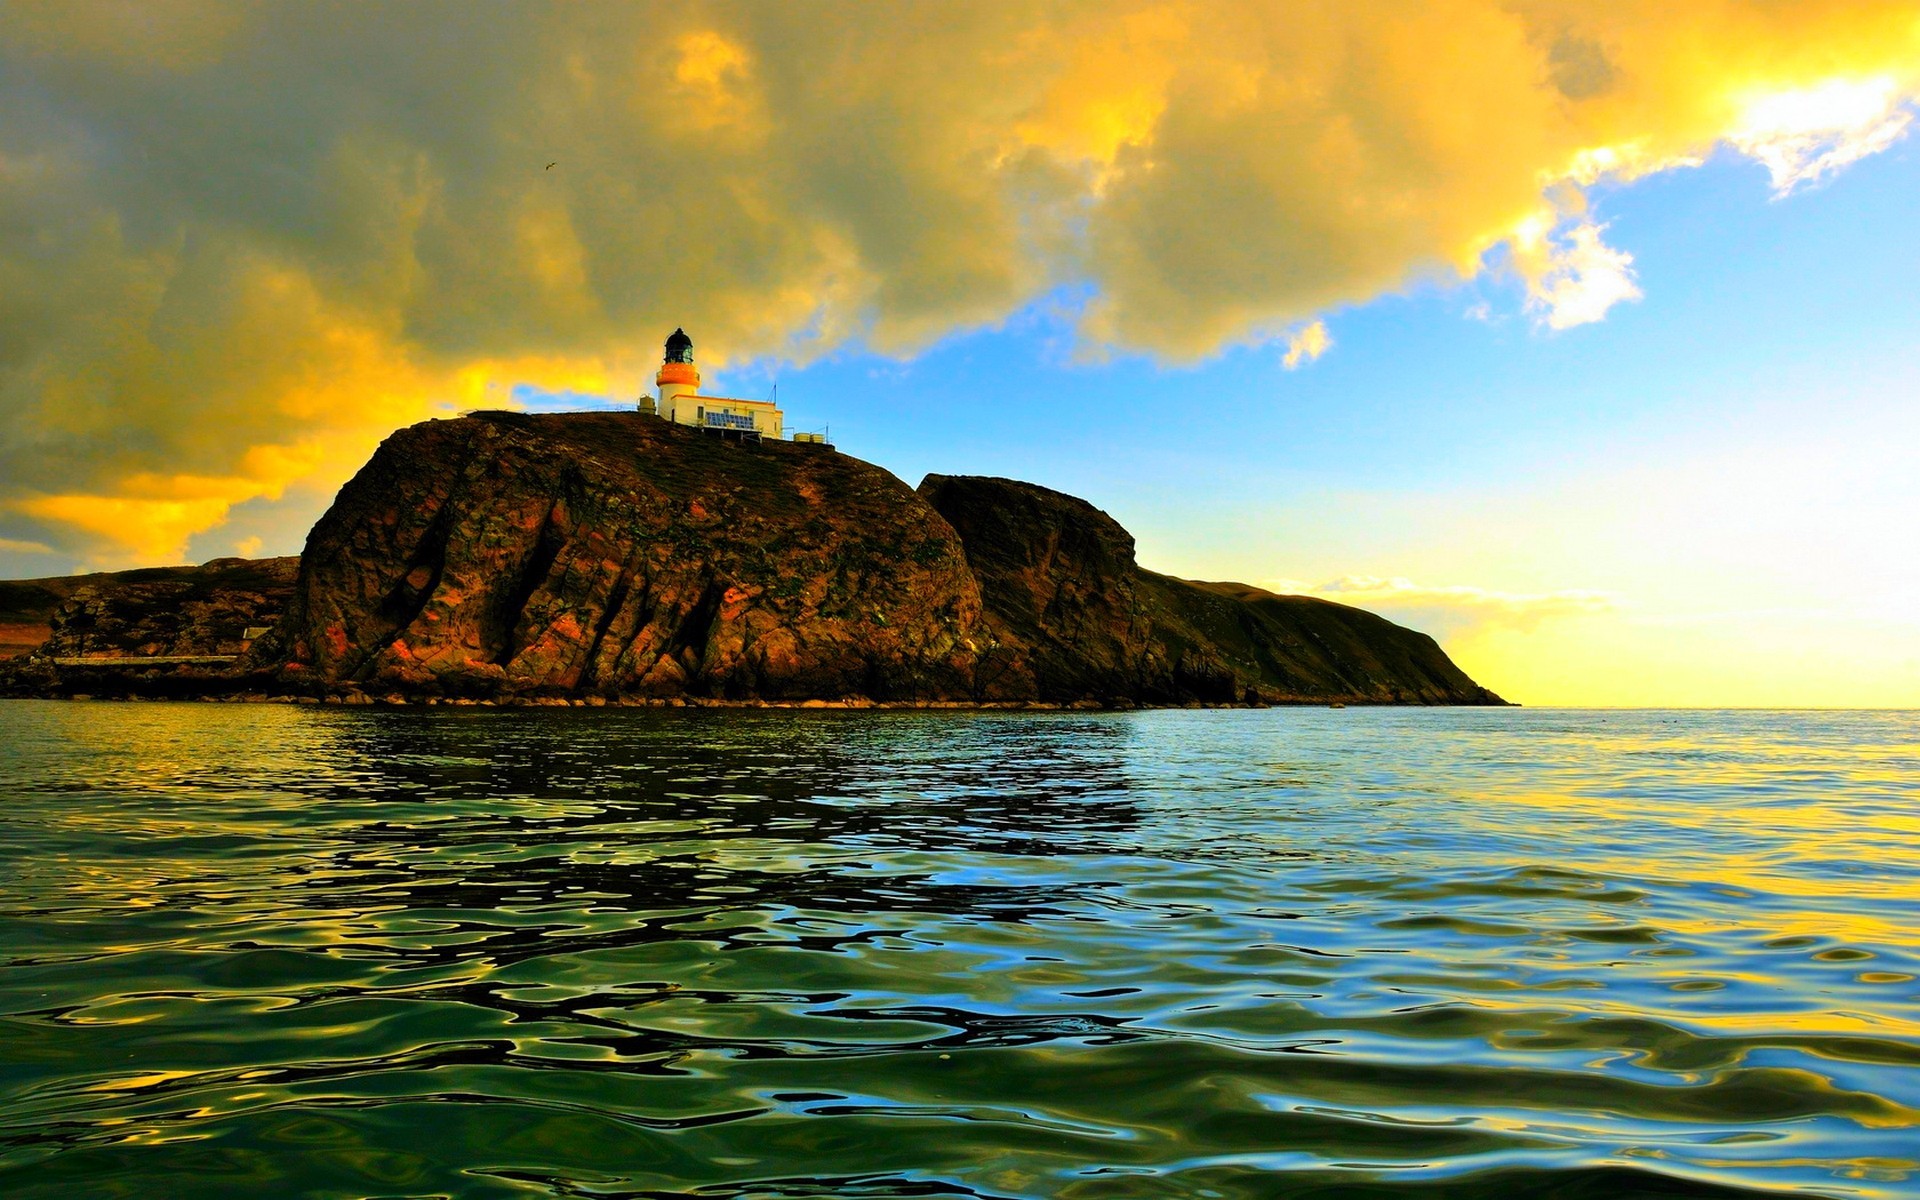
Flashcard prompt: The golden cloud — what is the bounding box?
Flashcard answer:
[3,1,1918,564]
[1281,321,1332,370]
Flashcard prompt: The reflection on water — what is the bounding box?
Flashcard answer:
[1,704,1917,1199]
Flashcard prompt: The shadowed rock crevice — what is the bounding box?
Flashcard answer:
[577,550,645,690]
[666,579,727,694]
[371,499,459,669]
[489,502,569,666]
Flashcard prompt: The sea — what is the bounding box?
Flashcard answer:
[1,703,1916,1199]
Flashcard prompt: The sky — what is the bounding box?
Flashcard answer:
[2,1,1917,706]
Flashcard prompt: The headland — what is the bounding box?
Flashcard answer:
[0,408,1501,707]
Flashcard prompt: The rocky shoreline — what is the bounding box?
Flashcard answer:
[7,688,1381,710]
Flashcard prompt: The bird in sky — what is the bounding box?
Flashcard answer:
[545,162,556,170]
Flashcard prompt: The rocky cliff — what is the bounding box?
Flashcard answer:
[257,412,986,700]
[246,411,1499,705]
[0,558,297,660]
[918,475,1499,705]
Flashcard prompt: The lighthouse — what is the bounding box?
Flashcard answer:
[654,327,700,416]
[643,328,785,441]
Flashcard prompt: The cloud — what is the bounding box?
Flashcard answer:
[1281,321,1332,369]
[1514,219,1643,330]
[1731,76,1915,194]
[3,2,1918,563]
[0,537,56,556]
[1271,574,1616,641]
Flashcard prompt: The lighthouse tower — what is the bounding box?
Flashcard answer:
[654,327,699,416]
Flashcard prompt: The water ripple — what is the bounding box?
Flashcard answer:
[1,704,1917,1198]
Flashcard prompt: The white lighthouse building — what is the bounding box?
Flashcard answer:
[643,328,784,442]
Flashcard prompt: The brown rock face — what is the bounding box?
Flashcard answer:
[258,412,986,699]
[914,474,1150,700]
[919,475,1503,705]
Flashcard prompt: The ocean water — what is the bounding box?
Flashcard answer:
[1,704,1917,1200]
